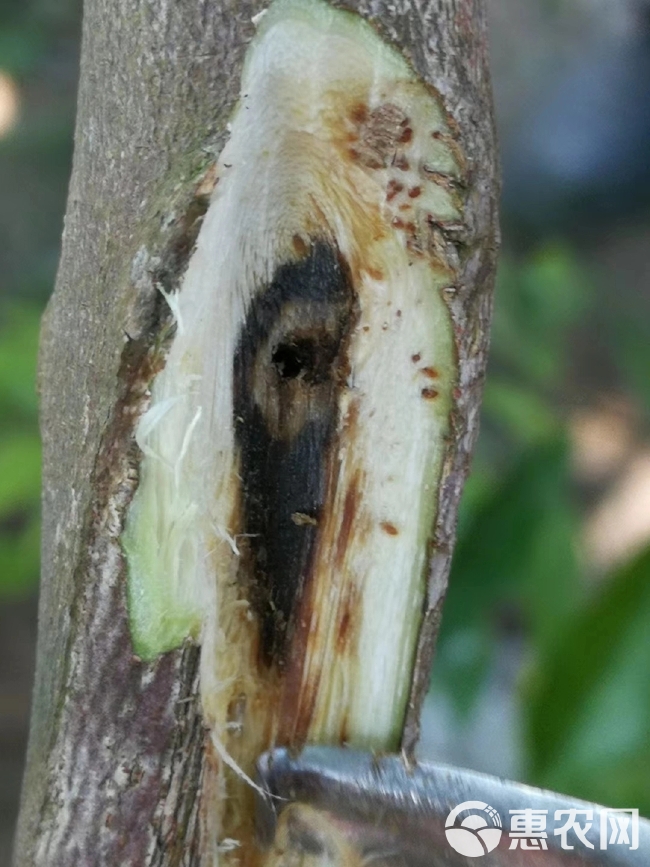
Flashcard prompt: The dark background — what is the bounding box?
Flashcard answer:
[1,0,650,862]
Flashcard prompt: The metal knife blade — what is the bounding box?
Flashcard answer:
[255,747,650,867]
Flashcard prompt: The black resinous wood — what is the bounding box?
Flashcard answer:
[233,240,355,666]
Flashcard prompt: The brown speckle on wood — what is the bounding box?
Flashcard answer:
[386,179,404,201]
[349,102,368,125]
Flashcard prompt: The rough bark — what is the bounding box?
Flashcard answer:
[14,1,499,866]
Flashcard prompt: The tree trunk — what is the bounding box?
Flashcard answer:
[14,1,499,866]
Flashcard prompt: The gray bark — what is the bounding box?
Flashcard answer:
[14,1,499,865]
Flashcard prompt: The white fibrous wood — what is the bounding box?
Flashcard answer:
[122,0,466,860]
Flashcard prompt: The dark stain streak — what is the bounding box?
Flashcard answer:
[333,471,362,574]
[337,610,352,651]
[233,241,355,665]
[335,581,361,659]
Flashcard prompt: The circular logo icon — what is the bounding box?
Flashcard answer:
[445,801,503,857]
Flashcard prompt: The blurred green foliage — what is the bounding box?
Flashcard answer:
[0,0,80,76]
[0,0,79,303]
[0,303,41,596]
[432,244,650,814]
[0,0,79,595]
[526,545,650,811]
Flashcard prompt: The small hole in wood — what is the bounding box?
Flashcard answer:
[272,339,317,380]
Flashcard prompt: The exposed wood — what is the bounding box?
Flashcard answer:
[14,1,499,866]
[121,5,473,858]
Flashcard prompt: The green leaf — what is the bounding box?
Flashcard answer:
[483,378,559,446]
[0,303,40,421]
[0,512,40,597]
[441,437,577,637]
[0,434,41,597]
[491,245,590,389]
[525,546,650,814]
[431,626,492,719]
[0,435,41,514]
[433,437,580,713]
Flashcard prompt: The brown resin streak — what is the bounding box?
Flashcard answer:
[277,442,370,746]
